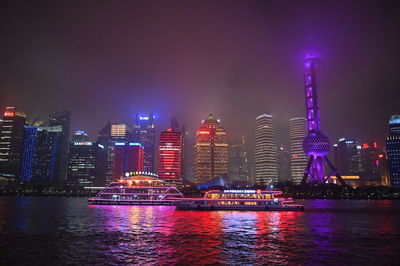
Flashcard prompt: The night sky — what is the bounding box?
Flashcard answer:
[1,0,400,150]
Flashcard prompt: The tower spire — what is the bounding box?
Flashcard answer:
[301,54,346,186]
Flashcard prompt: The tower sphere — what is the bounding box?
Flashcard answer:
[303,133,330,156]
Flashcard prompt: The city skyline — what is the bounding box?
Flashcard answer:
[1,1,399,150]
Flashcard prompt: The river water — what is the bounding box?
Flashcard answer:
[0,197,399,265]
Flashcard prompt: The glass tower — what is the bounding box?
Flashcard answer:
[133,113,156,173]
[194,114,228,184]
[289,117,308,184]
[386,115,400,187]
[254,114,278,185]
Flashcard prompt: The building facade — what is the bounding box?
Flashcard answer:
[229,136,250,185]
[133,113,156,173]
[49,111,70,183]
[20,126,63,184]
[277,146,291,184]
[289,117,308,184]
[254,114,278,185]
[194,114,228,184]
[113,142,144,179]
[386,115,400,187]
[158,128,182,181]
[333,138,361,175]
[0,107,27,182]
[67,131,96,186]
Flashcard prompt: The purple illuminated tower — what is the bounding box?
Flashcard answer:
[301,54,345,186]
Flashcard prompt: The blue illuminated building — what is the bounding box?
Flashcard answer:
[21,126,38,182]
[20,126,63,184]
[386,115,400,187]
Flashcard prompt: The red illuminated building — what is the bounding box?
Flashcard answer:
[360,141,381,173]
[113,143,144,179]
[158,128,182,180]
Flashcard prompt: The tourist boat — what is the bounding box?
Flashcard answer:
[88,172,183,205]
[173,189,304,211]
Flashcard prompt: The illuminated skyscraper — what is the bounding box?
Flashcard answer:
[113,142,144,179]
[133,113,156,173]
[386,115,400,187]
[21,125,63,184]
[301,54,345,185]
[334,138,361,175]
[254,114,278,185]
[386,115,400,186]
[49,111,70,182]
[360,142,381,174]
[0,107,26,182]
[158,128,182,181]
[277,146,290,184]
[229,136,250,185]
[289,117,308,184]
[194,114,228,184]
[111,123,132,141]
[67,131,96,186]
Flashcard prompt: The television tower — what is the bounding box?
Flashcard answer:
[301,54,345,186]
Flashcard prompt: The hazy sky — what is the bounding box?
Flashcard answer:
[1,0,399,151]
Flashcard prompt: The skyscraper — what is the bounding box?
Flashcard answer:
[229,136,250,185]
[254,114,278,185]
[334,138,361,175]
[0,107,26,182]
[289,117,308,184]
[277,146,291,184]
[386,115,400,187]
[194,114,228,184]
[133,113,156,173]
[49,111,70,183]
[359,142,381,174]
[20,125,63,184]
[301,54,345,185]
[158,128,182,181]
[113,142,144,179]
[95,122,113,185]
[67,131,96,186]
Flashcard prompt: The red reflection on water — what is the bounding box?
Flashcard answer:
[254,211,304,264]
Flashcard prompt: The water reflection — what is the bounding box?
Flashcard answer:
[1,198,400,265]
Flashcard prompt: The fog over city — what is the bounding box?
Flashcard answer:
[1,0,399,150]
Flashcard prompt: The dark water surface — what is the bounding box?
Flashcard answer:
[1,197,399,265]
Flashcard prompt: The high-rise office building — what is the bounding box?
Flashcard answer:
[20,125,63,184]
[158,128,182,181]
[360,142,381,174]
[386,115,400,187]
[228,136,250,185]
[194,114,228,184]
[333,138,361,175]
[133,113,156,173]
[277,146,291,184]
[0,107,27,182]
[289,117,308,184]
[49,111,70,183]
[95,123,133,184]
[95,122,112,185]
[254,114,278,185]
[378,153,391,187]
[170,118,187,180]
[111,123,132,141]
[67,131,96,186]
[113,142,144,179]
